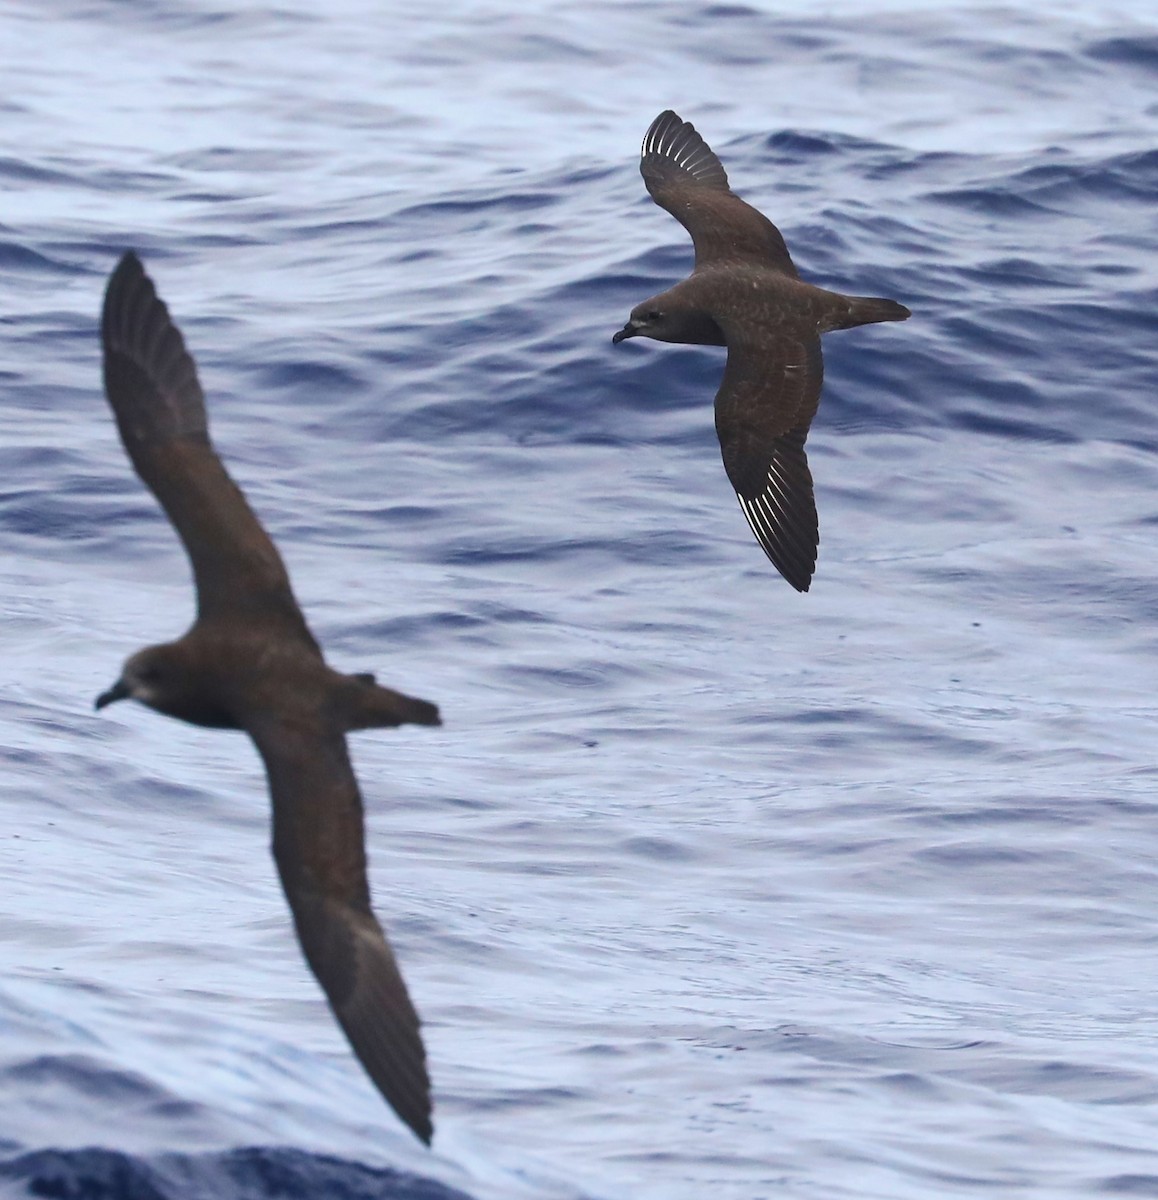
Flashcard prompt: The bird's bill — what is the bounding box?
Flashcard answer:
[611,320,639,344]
[95,678,130,710]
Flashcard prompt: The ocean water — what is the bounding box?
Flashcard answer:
[3,1,1158,1197]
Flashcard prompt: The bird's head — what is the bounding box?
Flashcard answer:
[95,642,237,728]
[96,644,185,714]
[612,300,671,344]
[612,291,726,347]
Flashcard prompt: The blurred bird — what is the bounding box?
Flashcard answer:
[96,252,440,1144]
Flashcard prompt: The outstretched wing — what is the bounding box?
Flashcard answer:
[252,718,433,1145]
[640,110,798,276]
[714,334,824,591]
[101,252,315,643]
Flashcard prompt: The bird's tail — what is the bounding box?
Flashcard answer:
[340,673,441,730]
[830,295,911,331]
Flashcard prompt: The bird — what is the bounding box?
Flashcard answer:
[95,251,441,1145]
[612,110,911,591]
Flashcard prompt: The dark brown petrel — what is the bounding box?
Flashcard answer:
[613,110,911,591]
[95,252,441,1145]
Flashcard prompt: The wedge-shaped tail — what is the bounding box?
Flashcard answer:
[340,674,441,731]
[828,295,912,331]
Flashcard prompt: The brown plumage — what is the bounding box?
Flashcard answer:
[95,252,440,1145]
[613,110,911,591]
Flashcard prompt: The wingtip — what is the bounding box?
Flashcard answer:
[780,564,816,592]
[100,247,208,443]
[113,248,144,274]
[643,109,685,146]
[736,491,819,593]
[103,251,147,315]
[101,248,162,348]
[640,109,730,191]
[392,1084,434,1146]
[770,553,815,593]
[102,250,146,327]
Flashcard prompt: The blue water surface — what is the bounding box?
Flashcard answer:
[3,1,1158,1197]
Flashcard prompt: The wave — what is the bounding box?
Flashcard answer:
[0,1145,474,1200]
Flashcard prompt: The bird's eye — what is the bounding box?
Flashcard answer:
[646,310,662,321]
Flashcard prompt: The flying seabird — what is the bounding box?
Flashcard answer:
[96,252,441,1145]
[613,110,911,591]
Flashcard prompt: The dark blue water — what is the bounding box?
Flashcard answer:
[4,2,1158,1197]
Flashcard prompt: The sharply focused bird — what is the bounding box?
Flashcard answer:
[613,110,911,591]
[96,252,441,1144]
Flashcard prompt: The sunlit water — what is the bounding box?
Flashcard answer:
[3,2,1158,1197]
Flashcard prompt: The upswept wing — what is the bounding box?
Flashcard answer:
[252,718,432,1145]
[713,334,824,591]
[101,252,315,643]
[640,110,798,276]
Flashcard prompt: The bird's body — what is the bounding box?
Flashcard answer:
[96,252,439,1145]
[109,625,422,733]
[614,110,910,591]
